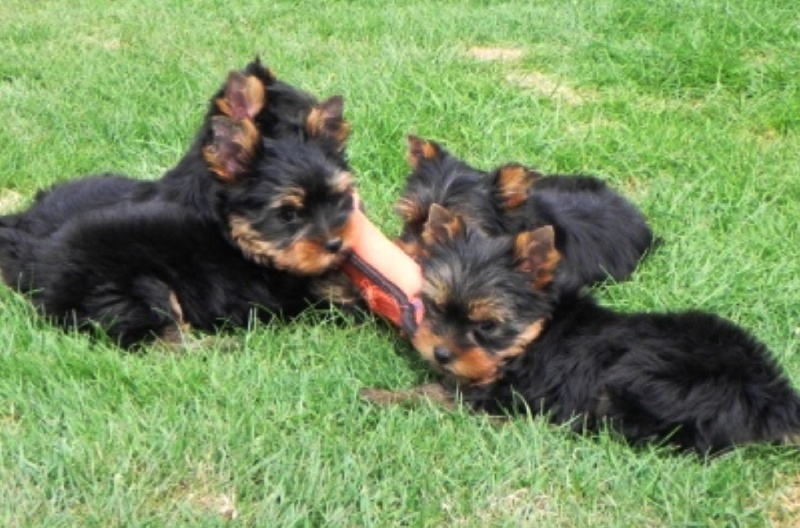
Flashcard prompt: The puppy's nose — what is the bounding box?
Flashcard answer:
[433,346,453,365]
[324,237,343,253]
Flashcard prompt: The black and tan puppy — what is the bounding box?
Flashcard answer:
[366,206,800,455]
[395,136,655,294]
[0,61,358,348]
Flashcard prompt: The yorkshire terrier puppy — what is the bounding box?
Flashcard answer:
[0,61,359,348]
[395,136,654,293]
[365,206,800,455]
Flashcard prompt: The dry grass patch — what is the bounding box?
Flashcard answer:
[442,487,561,526]
[77,34,124,51]
[768,475,800,528]
[167,462,239,522]
[505,71,586,105]
[467,46,524,62]
[0,189,24,214]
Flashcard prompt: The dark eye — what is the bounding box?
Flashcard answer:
[477,320,498,333]
[470,320,499,344]
[278,207,298,223]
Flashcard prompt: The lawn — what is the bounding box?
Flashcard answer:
[1,0,799,526]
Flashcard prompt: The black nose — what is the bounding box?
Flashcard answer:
[433,346,453,365]
[324,238,343,253]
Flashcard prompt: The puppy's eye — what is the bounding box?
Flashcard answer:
[476,320,498,334]
[277,207,299,223]
[469,319,500,346]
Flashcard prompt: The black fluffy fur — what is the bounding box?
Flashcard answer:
[499,173,655,293]
[396,137,655,294]
[0,60,357,348]
[20,200,318,348]
[417,216,800,454]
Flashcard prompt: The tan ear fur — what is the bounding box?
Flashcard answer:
[421,204,464,247]
[215,72,266,121]
[394,196,425,224]
[202,116,260,182]
[406,135,440,169]
[305,95,350,148]
[494,163,540,210]
[513,225,560,290]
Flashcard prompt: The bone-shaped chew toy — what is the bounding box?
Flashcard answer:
[340,195,423,336]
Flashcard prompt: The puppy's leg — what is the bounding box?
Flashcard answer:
[84,276,186,349]
[360,383,455,410]
[360,383,511,425]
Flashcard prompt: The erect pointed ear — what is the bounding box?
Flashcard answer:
[215,71,266,121]
[394,195,425,225]
[406,135,441,169]
[493,163,541,210]
[305,95,351,149]
[513,226,560,290]
[202,116,260,183]
[243,57,278,85]
[421,204,465,247]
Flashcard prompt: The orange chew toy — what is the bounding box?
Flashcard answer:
[341,196,423,335]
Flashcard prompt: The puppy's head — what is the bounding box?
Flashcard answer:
[224,136,358,275]
[202,71,357,276]
[394,136,501,259]
[412,205,560,385]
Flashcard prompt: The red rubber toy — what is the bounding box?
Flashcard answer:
[340,195,423,336]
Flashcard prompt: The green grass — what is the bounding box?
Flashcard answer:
[2,0,800,525]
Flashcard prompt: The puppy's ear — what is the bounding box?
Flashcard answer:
[493,163,541,210]
[514,226,560,290]
[203,116,260,183]
[306,95,350,149]
[243,57,278,86]
[406,135,441,169]
[215,71,266,121]
[422,204,465,247]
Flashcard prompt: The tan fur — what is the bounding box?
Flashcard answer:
[413,311,547,385]
[394,195,425,224]
[406,135,440,169]
[215,73,266,120]
[331,171,355,194]
[203,117,260,182]
[495,319,545,363]
[228,212,358,276]
[514,226,561,290]
[468,298,512,326]
[495,164,538,210]
[421,204,464,247]
[271,190,305,210]
[305,96,350,147]
[410,321,444,368]
[449,348,501,384]
[420,276,449,311]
